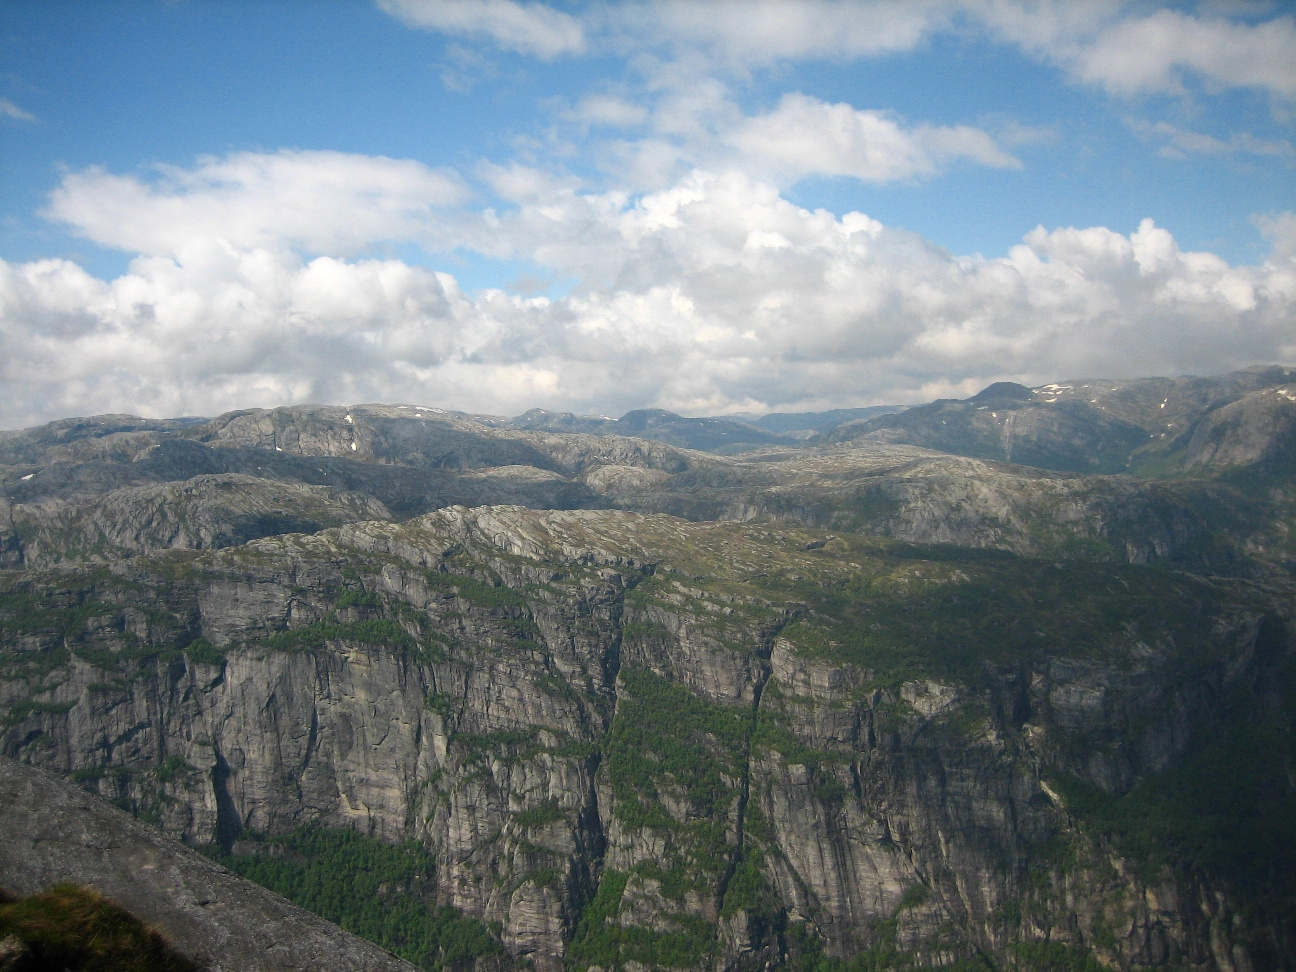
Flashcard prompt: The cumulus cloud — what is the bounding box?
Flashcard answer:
[4,163,1293,428]
[378,0,586,58]
[729,94,1019,183]
[44,150,468,258]
[0,245,491,426]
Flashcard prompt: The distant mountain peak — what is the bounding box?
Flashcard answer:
[968,381,1035,403]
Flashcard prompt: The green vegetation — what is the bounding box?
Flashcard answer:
[424,567,527,610]
[0,579,200,709]
[153,755,194,785]
[1009,941,1106,972]
[0,501,1290,971]
[719,848,779,918]
[0,587,115,640]
[768,546,1224,687]
[566,869,718,970]
[260,618,416,653]
[781,916,993,972]
[0,882,197,972]
[1,697,76,727]
[212,826,507,971]
[1048,679,1296,897]
[605,666,749,819]
[569,669,776,968]
[182,637,225,666]
[512,799,566,830]
[896,884,930,911]
[334,589,381,609]
[752,709,850,777]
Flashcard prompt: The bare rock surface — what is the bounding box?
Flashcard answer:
[0,756,416,972]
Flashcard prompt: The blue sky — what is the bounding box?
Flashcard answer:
[0,0,1293,426]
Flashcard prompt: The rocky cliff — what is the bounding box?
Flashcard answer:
[2,506,1292,971]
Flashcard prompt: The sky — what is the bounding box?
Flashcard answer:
[0,0,1294,428]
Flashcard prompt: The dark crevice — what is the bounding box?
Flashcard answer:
[301,706,319,777]
[211,747,242,853]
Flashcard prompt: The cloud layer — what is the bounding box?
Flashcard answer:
[4,3,1293,429]
[44,150,467,258]
[3,157,1292,428]
[381,1,1296,103]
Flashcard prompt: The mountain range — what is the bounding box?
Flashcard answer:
[1,366,1293,971]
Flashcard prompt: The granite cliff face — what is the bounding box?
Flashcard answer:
[2,506,1291,971]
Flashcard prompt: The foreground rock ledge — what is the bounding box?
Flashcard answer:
[0,757,416,972]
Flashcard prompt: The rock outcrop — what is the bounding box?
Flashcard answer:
[0,757,418,972]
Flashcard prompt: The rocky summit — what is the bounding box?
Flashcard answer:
[1,369,1294,972]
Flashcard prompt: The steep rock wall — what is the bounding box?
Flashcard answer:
[1,508,1290,971]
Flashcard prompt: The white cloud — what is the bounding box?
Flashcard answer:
[979,3,1296,101]
[614,0,954,65]
[0,245,490,427]
[728,94,1019,183]
[44,150,467,258]
[1129,119,1295,159]
[1071,10,1296,99]
[545,83,1016,192]
[379,2,1296,105]
[378,0,586,58]
[476,161,582,203]
[0,98,35,122]
[5,164,1293,428]
[562,94,649,129]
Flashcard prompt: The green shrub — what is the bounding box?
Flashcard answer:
[0,882,197,971]
[182,637,225,666]
[335,589,381,609]
[1010,941,1105,972]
